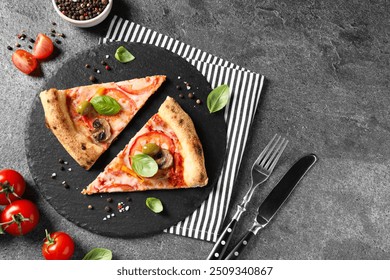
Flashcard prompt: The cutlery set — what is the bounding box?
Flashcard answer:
[207,134,317,260]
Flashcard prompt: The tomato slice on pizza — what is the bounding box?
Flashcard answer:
[81,96,208,194]
[40,75,166,170]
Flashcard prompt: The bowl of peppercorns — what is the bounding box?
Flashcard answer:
[52,0,113,28]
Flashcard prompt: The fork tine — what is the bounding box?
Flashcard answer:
[266,138,288,172]
[259,135,281,167]
[253,134,278,165]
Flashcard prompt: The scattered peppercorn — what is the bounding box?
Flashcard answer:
[188,92,194,99]
[15,43,21,48]
[50,33,55,37]
[51,173,57,179]
[105,65,111,71]
[50,29,56,33]
[107,197,113,203]
[85,64,90,68]
[176,85,182,90]
[93,68,98,72]
[196,99,202,105]
[179,93,184,99]
[63,183,70,189]
[101,60,107,65]
[58,33,66,38]
[29,38,35,43]
[60,166,65,171]
[59,159,65,164]
[89,75,97,83]
[88,205,94,210]
[28,45,33,49]
[52,22,57,26]
[126,197,132,202]
[7,46,13,50]
[55,39,61,44]
[104,206,112,212]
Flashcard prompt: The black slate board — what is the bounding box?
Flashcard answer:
[24,42,227,238]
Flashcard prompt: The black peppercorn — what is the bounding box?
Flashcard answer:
[89,75,97,83]
[107,197,113,203]
[104,206,112,212]
[7,46,13,50]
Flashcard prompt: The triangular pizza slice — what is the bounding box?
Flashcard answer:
[81,96,208,195]
[40,75,166,170]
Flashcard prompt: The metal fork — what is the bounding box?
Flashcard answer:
[207,134,288,260]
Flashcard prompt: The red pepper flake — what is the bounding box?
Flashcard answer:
[105,65,111,71]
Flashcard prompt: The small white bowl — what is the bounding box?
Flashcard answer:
[52,0,113,28]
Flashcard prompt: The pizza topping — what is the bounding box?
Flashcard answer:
[120,165,144,182]
[142,143,161,157]
[90,95,121,116]
[154,149,173,170]
[131,154,158,178]
[92,118,111,143]
[76,100,94,116]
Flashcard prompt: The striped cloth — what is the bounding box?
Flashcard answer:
[101,16,264,242]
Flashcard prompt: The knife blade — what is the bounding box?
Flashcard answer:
[224,153,317,260]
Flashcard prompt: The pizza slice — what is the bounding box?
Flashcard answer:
[81,96,208,195]
[40,75,166,170]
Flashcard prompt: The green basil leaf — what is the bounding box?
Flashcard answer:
[82,248,112,260]
[131,154,158,177]
[115,46,135,63]
[146,197,164,213]
[90,95,121,115]
[207,84,230,113]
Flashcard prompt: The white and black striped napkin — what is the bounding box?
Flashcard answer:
[100,16,264,242]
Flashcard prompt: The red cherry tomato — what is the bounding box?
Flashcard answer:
[42,230,75,260]
[0,199,39,236]
[32,33,54,60]
[12,49,38,74]
[0,169,26,205]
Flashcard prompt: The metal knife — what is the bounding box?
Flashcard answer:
[224,154,318,260]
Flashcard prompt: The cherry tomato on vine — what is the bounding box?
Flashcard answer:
[0,199,39,236]
[0,169,26,205]
[42,230,75,260]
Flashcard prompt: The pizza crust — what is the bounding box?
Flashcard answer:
[40,89,103,170]
[158,97,208,187]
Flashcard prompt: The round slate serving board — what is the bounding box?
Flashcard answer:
[25,42,227,238]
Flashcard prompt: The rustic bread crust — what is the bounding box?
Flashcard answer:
[158,97,208,187]
[40,89,104,170]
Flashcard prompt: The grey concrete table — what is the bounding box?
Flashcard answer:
[0,0,389,260]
